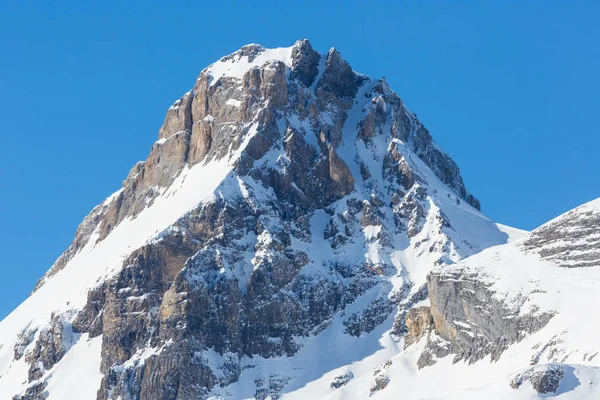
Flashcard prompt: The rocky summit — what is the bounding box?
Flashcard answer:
[1,39,599,400]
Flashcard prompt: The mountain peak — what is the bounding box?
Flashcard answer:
[0,41,503,400]
[290,38,320,87]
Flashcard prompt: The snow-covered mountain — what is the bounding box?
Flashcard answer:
[345,198,600,400]
[0,39,594,400]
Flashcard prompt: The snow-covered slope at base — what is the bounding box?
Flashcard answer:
[281,329,600,400]
[282,340,600,400]
[433,364,600,400]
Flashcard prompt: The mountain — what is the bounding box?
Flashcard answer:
[1,38,583,400]
[344,198,600,400]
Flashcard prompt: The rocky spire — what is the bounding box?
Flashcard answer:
[290,39,320,87]
[317,47,364,98]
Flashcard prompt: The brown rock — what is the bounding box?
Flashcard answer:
[404,306,434,348]
[189,118,213,165]
[327,145,354,199]
[158,91,193,140]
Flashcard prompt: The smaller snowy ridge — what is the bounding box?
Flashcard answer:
[204,45,294,86]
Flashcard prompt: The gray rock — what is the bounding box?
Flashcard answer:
[12,382,48,400]
[523,204,600,268]
[317,48,364,99]
[330,371,354,389]
[158,91,194,140]
[290,39,321,87]
[344,296,394,337]
[426,270,554,364]
[24,314,70,382]
[370,375,390,396]
[510,364,565,394]
[13,328,37,361]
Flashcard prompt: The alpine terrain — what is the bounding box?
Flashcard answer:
[1,39,598,399]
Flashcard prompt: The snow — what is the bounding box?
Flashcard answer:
[205,45,293,86]
[431,364,600,400]
[496,223,528,242]
[452,320,472,329]
[102,187,124,206]
[168,91,191,110]
[226,98,242,107]
[155,130,188,146]
[276,325,600,400]
[198,87,527,399]
[45,334,103,400]
[115,340,171,372]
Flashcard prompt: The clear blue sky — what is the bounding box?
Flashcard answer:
[1,1,598,319]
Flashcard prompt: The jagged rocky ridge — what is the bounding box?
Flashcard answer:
[0,39,545,400]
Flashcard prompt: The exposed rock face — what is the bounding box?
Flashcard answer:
[290,39,320,87]
[25,314,70,381]
[522,202,600,268]
[510,364,566,394]
[33,198,114,290]
[318,48,364,99]
[416,333,453,370]
[8,39,496,399]
[408,122,478,209]
[423,270,554,365]
[328,145,355,198]
[370,375,390,395]
[9,315,74,399]
[370,360,393,395]
[79,193,385,399]
[13,328,36,361]
[403,306,434,348]
[12,383,48,400]
[330,371,354,389]
[391,283,428,338]
[344,296,394,337]
[158,91,194,141]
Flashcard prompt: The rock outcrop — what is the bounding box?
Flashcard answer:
[403,306,434,348]
[510,364,566,394]
[523,201,600,268]
[420,269,554,366]
[330,371,354,389]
